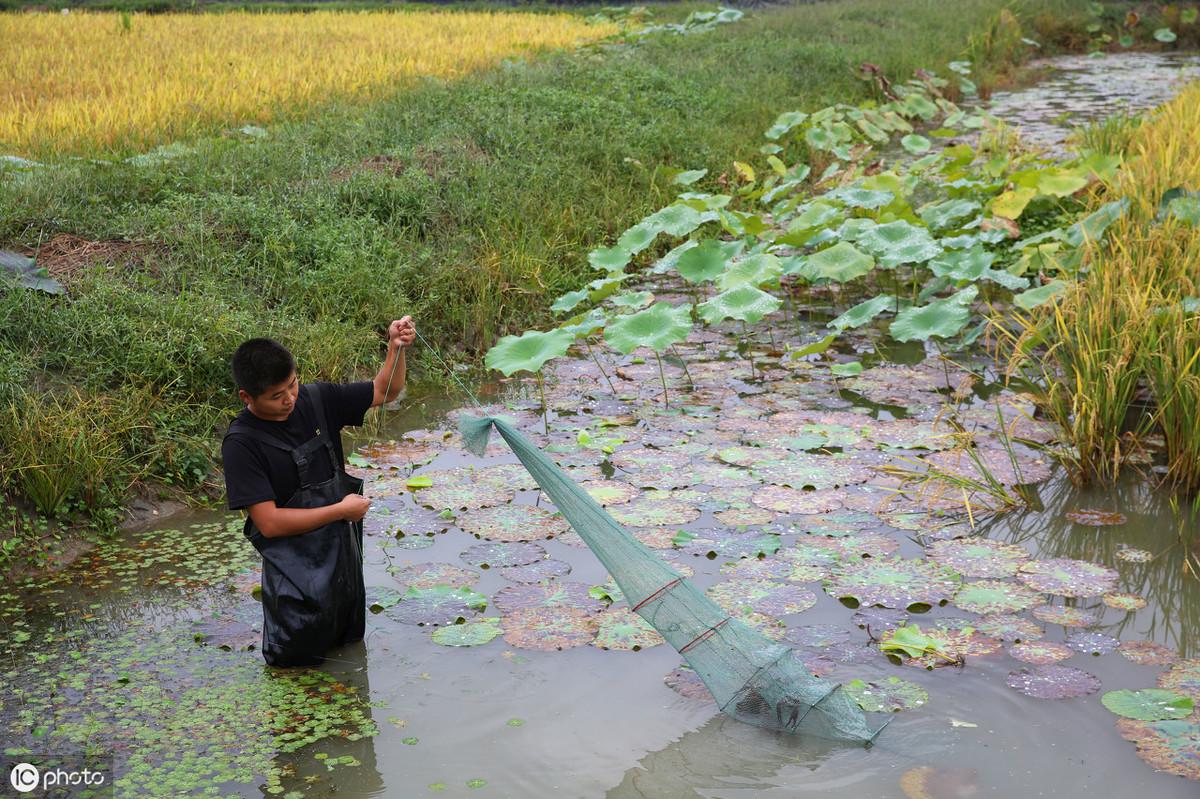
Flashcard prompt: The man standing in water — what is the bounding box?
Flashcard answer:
[222,317,416,666]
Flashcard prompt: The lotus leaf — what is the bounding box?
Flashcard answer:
[592,607,664,651]
[919,198,981,230]
[459,541,546,569]
[1032,604,1099,627]
[390,562,479,592]
[588,246,631,273]
[844,677,928,712]
[609,290,654,310]
[485,328,574,376]
[643,203,709,237]
[0,250,65,295]
[783,624,850,648]
[604,302,692,355]
[499,558,571,584]
[414,482,513,511]
[828,186,893,210]
[750,486,843,514]
[501,606,597,651]
[1013,280,1069,310]
[926,537,1030,578]
[676,239,733,284]
[431,617,502,647]
[707,579,817,616]
[1104,689,1193,722]
[697,285,782,325]
[716,253,783,290]
[456,505,569,542]
[672,168,708,186]
[953,580,1042,615]
[1118,640,1179,666]
[1116,716,1200,780]
[991,187,1037,219]
[664,666,713,701]
[889,287,976,342]
[390,585,488,626]
[900,134,931,154]
[974,614,1044,642]
[1103,592,1147,611]
[1009,641,1074,664]
[493,581,603,614]
[617,222,658,255]
[1034,168,1089,197]
[829,295,895,331]
[805,241,875,282]
[928,247,995,281]
[683,530,782,559]
[551,288,589,314]
[826,556,961,611]
[1157,659,1200,701]
[1006,665,1101,699]
[1018,558,1117,597]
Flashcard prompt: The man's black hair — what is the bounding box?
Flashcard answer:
[232,338,296,398]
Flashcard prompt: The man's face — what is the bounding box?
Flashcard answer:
[240,371,298,421]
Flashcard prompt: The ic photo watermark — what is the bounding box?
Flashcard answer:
[5,754,112,799]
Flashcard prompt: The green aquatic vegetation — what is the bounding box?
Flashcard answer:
[431,617,502,647]
[844,677,928,712]
[1006,664,1101,699]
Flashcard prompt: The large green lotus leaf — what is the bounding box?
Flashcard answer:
[485,328,574,376]
[1008,641,1073,664]
[827,186,893,210]
[431,617,502,647]
[1066,198,1127,247]
[856,118,889,143]
[390,585,489,626]
[919,198,981,230]
[557,307,608,339]
[617,222,658,255]
[697,285,782,325]
[1018,557,1118,597]
[953,580,1041,615]
[785,201,842,237]
[1013,280,1069,310]
[901,134,932,154]
[716,253,783,290]
[676,239,733,284]
[902,93,939,119]
[805,125,838,151]
[672,168,708,186]
[1158,659,1200,701]
[609,290,654,310]
[845,677,928,712]
[806,241,875,282]
[604,302,692,354]
[838,217,879,242]
[765,110,809,140]
[707,579,817,616]
[1117,716,1200,780]
[1035,168,1089,198]
[643,203,711,237]
[652,239,698,275]
[889,287,977,342]
[588,245,630,273]
[550,288,589,314]
[857,220,940,266]
[928,247,995,280]
[826,556,961,611]
[828,294,895,331]
[926,538,1030,578]
[457,504,570,542]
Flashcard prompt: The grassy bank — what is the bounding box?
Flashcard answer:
[0,0,1072,561]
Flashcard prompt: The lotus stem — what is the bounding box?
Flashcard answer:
[584,338,616,394]
[654,350,669,408]
[670,345,695,388]
[536,370,549,435]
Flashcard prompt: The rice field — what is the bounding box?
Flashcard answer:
[0,10,617,156]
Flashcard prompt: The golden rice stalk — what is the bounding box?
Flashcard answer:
[0,10,616,156]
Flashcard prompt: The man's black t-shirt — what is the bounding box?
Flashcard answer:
[222,381,374,510]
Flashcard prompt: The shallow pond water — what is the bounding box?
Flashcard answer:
[3,53,1200,799]
[986,51,1200,154]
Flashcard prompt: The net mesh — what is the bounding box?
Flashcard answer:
[461,414,884,743]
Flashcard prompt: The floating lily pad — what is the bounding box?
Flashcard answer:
[592,608,664,651]
[1116,716,1200,780]
[1009,641,1073,665]
[474,464,540,492]
[783,624,851,648]
[664,666,714,702]
[459,541,547,569]
[1103,689,1194,721]
[390,586,489,626]
[390,562,479,592]
[683,530,781,559]
[713,506,776,526]
[501,606,597,651]
[1018,558,1118,598]
[750,487,843,514]
[826,557,961,611]
[804,512,879,535]
[844,677,928,712]
[1118,640,1179,666]
[387,531,437,550]
[691,461,761,488]
[880,623,1001,669]
[1116,548,1154,564]
[717,446,785,468]
[608,496,701,527]
[924,446,1052,486]
[357,439,441,469]
[781,541,845,568]
[1032,605,1098,628]
[1103,592,1147,611]
[974,615,1044,643]
[580,480,640,506]
[953,580,1042,615]
[926,538,1030,578]
[499,559,571,584]
[813,532,901,560]
[1158,659,1200,701]
[457,505,570,542]
[707,579,817,617]
[366,586,406,614]
[1065,509,1127,526]
[1006,665,1101,699]
[431,617,503,647]
[752,455,872,489]
[414,483,513,511]
[493,582,604,614]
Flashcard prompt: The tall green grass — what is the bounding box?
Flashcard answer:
[0,0,1075,530]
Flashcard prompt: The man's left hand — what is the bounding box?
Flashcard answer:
[389,316,416,350]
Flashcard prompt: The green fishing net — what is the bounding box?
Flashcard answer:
[461,415,884,743]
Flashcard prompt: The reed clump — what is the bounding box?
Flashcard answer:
[1009,83,1200,492]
